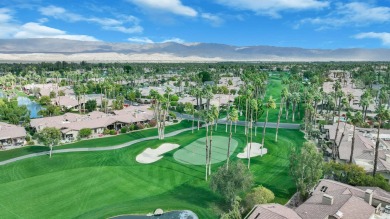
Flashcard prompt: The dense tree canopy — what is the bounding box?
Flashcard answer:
[0,98,29,125]
[210,161,253,204]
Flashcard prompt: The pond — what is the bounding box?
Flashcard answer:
[0,90,43,118]
[111,210,198,219]
[17,97,44,119]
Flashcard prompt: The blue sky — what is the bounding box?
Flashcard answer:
[1,0,390,48]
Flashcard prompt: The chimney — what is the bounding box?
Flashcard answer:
[322,194,334,205]
[364,189,373,205]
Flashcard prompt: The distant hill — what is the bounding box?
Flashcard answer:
[0,38,389,62]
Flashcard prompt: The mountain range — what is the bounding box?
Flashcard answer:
[0,38,389,62]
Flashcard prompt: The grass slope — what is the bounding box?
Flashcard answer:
[0,121,192,162]
[0,125,304,219]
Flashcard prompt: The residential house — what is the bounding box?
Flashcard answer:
[245,179,390,219]
[30,105,154,141]
[322,123,390,180]
[245,203,301,219]
[295,179,379,219]
[0,122,26,148]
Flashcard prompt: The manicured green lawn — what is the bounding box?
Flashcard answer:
[0,125,304,218]
[0,121,193,162]
[173,136,238,165]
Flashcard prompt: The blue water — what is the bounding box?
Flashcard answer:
[0,90,43,118]
[17,97,44,118]
[111,210,198,219]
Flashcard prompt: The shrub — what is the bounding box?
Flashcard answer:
[79,128,92,138]
[27,141,35,145]
[38,96,51,105]
[148,119,157,127]
[144,123,150,128]
[170,95,179,101]
[136,123,145,130]
[169,111,177,119]
[103,129,111,135]
[121,127,128,133]
[128,124,136,131]
[25,135,31,142]
[244,186,274,211]
[362,122,371,128]
[175,103,185,113]
[109,130,116,135]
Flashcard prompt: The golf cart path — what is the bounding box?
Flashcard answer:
[0,127,193,166]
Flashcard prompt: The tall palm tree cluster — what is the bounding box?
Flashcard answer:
[149,88,172,140]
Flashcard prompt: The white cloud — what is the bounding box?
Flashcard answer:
[128,0,197,17]
[37,17,49,23]
[0,9,98,41]
[161,38,185,43]
[354,32,390,46]
[0,8,13,23]
[39,5,143,34]
[128,37,185,44]
[215,0,329,18]
[301,2,390,28]
[128,37,154,44]
[14,22,99,41]
[201,13,223,26]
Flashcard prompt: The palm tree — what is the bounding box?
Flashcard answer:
[203,85,213,110]
[244,88,253,135]
[360,91,372,121]
[203,110,214,181]
[285,93,291,120]
[261,96,276,156]
[211,105,219,131]
[226,107,238,170]
[350,112,363,163]
[208,105,218,176]
[313,90,322,127]
[247,99,258,169]
[333,92,345,159]
[254,98,263,136]
[82,84,88,114]
[373,107,390,177]
[336,99,351,149]
[184,102,195,133]
[291,92,300,122]
[276,88,288,142]
[347,93,354,110]
[332,81,342,118]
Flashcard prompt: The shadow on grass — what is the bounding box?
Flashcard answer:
[169,183,222,209]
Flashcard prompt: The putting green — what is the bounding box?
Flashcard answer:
[173,136,238,165]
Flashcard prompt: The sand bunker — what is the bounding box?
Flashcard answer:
[237,143,268,158]
[136,143,180,164]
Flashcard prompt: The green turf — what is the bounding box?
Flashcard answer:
[0,126,304,218]
[173,136,238,165]
[0,121,192,162]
